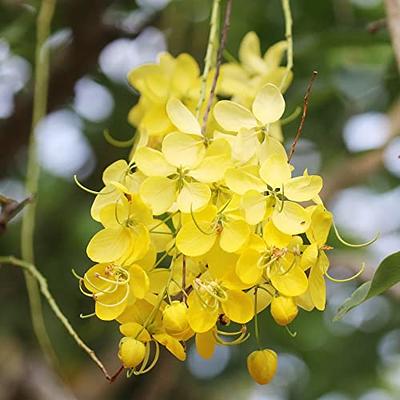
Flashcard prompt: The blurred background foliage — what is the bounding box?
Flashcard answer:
[1,0,400,399]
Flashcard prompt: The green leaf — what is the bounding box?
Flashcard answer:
[334,251,400,321]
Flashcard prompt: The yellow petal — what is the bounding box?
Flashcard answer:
[86,227,131,263]
[241,190,266,225]
[129,265,150,299]
[264,40,288,68]
[176,182,211,213]
[187,292,218,333]
[162,132,205,169]
[309,263,326,311]
[257,135,288,164]
[95,286,129,321]
[195,330,216,359]
[225,166,265,195]
[306,205,333,246]
[270,296,298,326]
[176,221,217,257]
[139,176,176,215]
[118,337,146,368]
[247,349,278,385]
[220,219,250,253]
[166,98,202,136]
[213,100,257,132]
[272,201,311,235]
[259,154,291,188]
[141,104,173,136]
[90,185,120,222]
[134,147,175,177]
[236,249,263,285]
[171,53,200,96]
[102,160,129,185]
[300,243,319,271]
[270,265,308,297]
[262,221,291,248]
[252,84,285,125]
[189,138,232,183]
[285,175,323,202]
[221,290,254,323]
[122,224,151,264]
[119,322,151,342]
[238,31,266,74]
[153,333,186,361]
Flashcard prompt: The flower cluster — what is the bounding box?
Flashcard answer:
[77,32,340,384]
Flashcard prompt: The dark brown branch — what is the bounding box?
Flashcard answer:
[288,70,318,162]
[201,0,233,134]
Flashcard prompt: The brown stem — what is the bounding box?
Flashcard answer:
[287,70,318,162]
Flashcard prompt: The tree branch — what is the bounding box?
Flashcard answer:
[384,0,400,73]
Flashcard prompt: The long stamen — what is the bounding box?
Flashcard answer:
[80,312,96,319]
[95,286,130,307]
[134,341,160,375]
[333,222,379,248]
[325,263,365,283]
[74,175,114,196]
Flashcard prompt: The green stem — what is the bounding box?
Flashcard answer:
[20,0,57,365]
[195,0,221,118]
[280,0,293,90]
[0,256,112,381]
[254,286,262,350]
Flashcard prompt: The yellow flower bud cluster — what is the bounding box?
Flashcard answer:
[78,32,343,385]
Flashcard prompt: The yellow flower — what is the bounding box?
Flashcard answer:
[299,205,333,311]
[162,301,194,341]
[236,226,308,297]
[219,31,292,108]
[214,83,285,133]
[128,53,201,137]
[186,246,254,333]
[176,202,250,257]
[83,262,150,321]
[247,348,278,385]
[118,337,147,369]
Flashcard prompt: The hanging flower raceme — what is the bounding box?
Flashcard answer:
[75,7,372,386]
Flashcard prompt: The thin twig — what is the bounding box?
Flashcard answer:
[287,70,318,162]
[21,0,57,365]
[367,18,386,34]
[0,256,112,381]
[201,0,233,134]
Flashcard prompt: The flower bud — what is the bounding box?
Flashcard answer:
[247,349,278,385]
[271,296,298,326]
[163,301,193,340]
[118,337,146,369]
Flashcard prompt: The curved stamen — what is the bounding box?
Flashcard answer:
[104,129,135,148]
[285,325,297,337]
[95,285,130,307]
[71,269,83,280]
[214,330,249,345]
[79,280,97,297]
[74,175,114,195]
[333,222,379,248]
[134,341,160,375]
[190,207,216,236]
[325,263,365,283]
[84,275,120,294]
[80,312,96,319]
